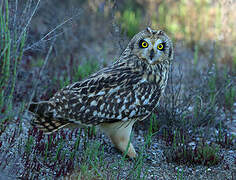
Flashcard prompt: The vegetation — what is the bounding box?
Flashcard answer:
[0,0,235,179]
[0,0,26,135]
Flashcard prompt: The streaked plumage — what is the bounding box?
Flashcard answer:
[29,27,174,158]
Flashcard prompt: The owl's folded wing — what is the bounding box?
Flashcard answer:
[48,65,161,125]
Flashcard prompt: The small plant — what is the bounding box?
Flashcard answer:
[125,141,148,180]
[130,153,147,179]
[145,115,155,148]
[215,121,235,149]
[216,133,235,149]
[163,129,223,166]
[74,141,105,179]
[224,84,235,121]
[149,114,159,133]
[176,167,184,180]
[165,141,223,166]
[24,135,34,155]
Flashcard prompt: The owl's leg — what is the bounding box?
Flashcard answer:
[99,119,137,158]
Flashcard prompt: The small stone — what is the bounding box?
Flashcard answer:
[189,142,196,146]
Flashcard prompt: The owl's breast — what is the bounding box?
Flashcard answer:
[131,80,162,117]
[135,65,169,115]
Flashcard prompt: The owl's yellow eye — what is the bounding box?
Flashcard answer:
[139,40,149,48]
[157,43,164,50]
[141,41,148,48]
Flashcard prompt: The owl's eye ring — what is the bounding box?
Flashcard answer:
[139,40,149,48]
[141,41,148,48]
[157,43,165,51]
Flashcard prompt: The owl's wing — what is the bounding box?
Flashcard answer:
[48,64,161,125]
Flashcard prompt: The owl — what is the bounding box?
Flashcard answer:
[29,27,174,158]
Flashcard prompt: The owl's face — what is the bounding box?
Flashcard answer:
[128,27,173,65]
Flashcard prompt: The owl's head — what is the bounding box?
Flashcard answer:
[124,27,173,65]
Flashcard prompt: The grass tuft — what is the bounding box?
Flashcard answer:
[163,130,223,166]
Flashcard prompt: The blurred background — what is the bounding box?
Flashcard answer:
[28,0,236,67]
[0,0,235,179]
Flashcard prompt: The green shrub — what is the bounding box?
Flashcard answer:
[120,9,141,38]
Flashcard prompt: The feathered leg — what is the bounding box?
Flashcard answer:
[99,119,137,158]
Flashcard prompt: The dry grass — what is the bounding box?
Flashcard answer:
[0,0,235,179]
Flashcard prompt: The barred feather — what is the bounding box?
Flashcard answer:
[31,115,69,134]
[29,101,70,134]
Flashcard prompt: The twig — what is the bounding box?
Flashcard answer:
[26,39,55,112]
[17,0,41,44]
[23,11,81,52]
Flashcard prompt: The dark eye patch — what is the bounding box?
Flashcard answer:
[138,39,148,48]
[158,42,166,51]
[168,46,172,58]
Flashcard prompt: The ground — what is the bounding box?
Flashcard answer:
[0,0,235,179]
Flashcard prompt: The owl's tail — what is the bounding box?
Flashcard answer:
[28,101,70,134]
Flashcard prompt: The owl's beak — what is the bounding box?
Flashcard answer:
[150,49,154,60]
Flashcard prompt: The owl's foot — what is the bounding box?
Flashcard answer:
[100,119,137,158]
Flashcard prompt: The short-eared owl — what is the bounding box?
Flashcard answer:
[29,27,174,158]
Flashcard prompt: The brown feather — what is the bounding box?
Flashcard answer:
[31,115,70,134]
